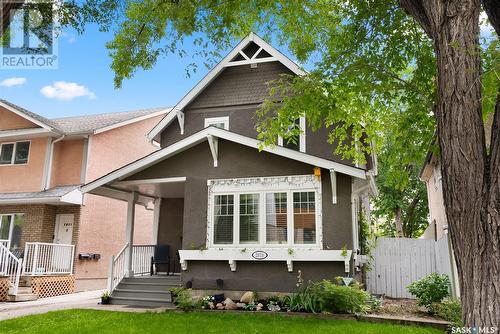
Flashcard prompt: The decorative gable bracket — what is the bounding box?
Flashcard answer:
[206,135,218,167]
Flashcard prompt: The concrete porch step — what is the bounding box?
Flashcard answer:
[113,289,172,301]
[7,293,38,302]
[110,296,174,307]
[117,282,179,291]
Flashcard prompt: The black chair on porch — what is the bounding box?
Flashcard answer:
[150,244,170,276]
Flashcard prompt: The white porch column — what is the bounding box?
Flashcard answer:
[152,198,161,244]
[125,191,137,277]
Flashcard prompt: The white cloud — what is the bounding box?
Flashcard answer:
[40,81,96,101]
[0,77,27,87]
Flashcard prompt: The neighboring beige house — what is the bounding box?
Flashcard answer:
[0,99,167,300]
[419,150,460,297]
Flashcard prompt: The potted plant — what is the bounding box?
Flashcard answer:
[101,291,111,305]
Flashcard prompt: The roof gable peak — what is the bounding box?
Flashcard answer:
[147,32,305,142]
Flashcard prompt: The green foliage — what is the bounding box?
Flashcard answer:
[309,280,370,314]
[171,288,200,311]
[432,298,462,327]
[101,291,110,298]
[243,302,257,311]
[366,294,381,312]
[283,280,371,314]
[407,273,450,311]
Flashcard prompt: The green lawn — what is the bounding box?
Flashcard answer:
[0,309,443,334]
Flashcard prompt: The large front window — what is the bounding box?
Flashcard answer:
[209,175,321,248]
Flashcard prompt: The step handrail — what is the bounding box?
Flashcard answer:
[0,243,23,295]
[108,243,129,292]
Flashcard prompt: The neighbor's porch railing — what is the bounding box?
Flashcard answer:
[0,243,23,295]
[0,239,10,250]
[22,242,75,276]
[108,244,156,292]
[132,245,155,276]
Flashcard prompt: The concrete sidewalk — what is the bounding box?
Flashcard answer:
[0,290,104,321]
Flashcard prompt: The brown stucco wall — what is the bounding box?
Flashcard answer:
[50,139,85,187]
[0,106,39,130]
[125,139,353,291]
[157,198,184,272]
[0,137,49,193]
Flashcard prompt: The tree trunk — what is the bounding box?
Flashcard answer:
[403,195,420,237]
[400,0,500,327]
[394,207,404,237]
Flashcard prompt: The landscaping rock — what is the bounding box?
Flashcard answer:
[216,303,224,310]
[236,302,246,309]
[224,298,238,310]
[208,302,215,310]
[240,291,254,303]
[256,303,263,311]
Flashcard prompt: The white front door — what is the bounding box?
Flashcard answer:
[54,214,74,244]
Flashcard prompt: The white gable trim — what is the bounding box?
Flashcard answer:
[82,127,366,195]
[0,100,55,131]
[147,32,305,141]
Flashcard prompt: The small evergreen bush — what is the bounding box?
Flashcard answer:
[432,298,462,326]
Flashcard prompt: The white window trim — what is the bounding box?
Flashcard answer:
[278,116,306,153]
[0,140,31,166]
[204,116,229,130]
[207,174,322,250]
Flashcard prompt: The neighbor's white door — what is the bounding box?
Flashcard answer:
[51,214,74,272]
[54,214,74,245]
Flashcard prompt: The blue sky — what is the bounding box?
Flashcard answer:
[0,25,242,119]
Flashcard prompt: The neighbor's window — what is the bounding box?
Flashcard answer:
[0,141,30,165]
[266,192,288,244]
[239,194,260,244]
[293,192,316,244]
[204,116,229,130]
[213,195,234,244]
[0,214,25,250]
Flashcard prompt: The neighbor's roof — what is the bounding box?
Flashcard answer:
[0,185,82,205]
[0,98,170,136]
[51,107,168,135]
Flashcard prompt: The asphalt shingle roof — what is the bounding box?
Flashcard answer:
[0,99,169,135]
[0,185,79,200]
[51,107,167,134]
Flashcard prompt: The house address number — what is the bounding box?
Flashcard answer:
[251,250,268,260]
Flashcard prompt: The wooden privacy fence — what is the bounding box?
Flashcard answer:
[366,237,454,298]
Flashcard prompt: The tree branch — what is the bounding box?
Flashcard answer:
[482,0,500,35]
[399,0,434,39]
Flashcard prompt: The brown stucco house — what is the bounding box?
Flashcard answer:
[0,99,167,300]
[81,33,378,305]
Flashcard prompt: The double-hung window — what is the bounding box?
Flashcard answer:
[204,116,229,130]
[278,117,306,153]
[0,141,30,165]
[209,175,321,248]
[0,214,25,250]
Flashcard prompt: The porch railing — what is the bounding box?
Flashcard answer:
[108,243,129,292]
[22,242,75,276]
[0,239,10,250]
[132,245,155,276]
[0,243,22,295]
[108,244,156,292]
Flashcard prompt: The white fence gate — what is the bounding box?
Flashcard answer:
[366,237,454,298]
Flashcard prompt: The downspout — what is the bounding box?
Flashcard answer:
[43,135,65,190]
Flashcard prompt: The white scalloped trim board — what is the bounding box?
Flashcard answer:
[178,248,352,273]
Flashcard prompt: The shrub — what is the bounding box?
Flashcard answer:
[407,273,450,310]
[172,288,200,311]
[309,280,370,314]
[433,298,462,326]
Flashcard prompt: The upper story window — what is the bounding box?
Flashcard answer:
[205,116,229,130]
[0,141,30,165]
[208,175,322,249]
[278,117,306,153]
